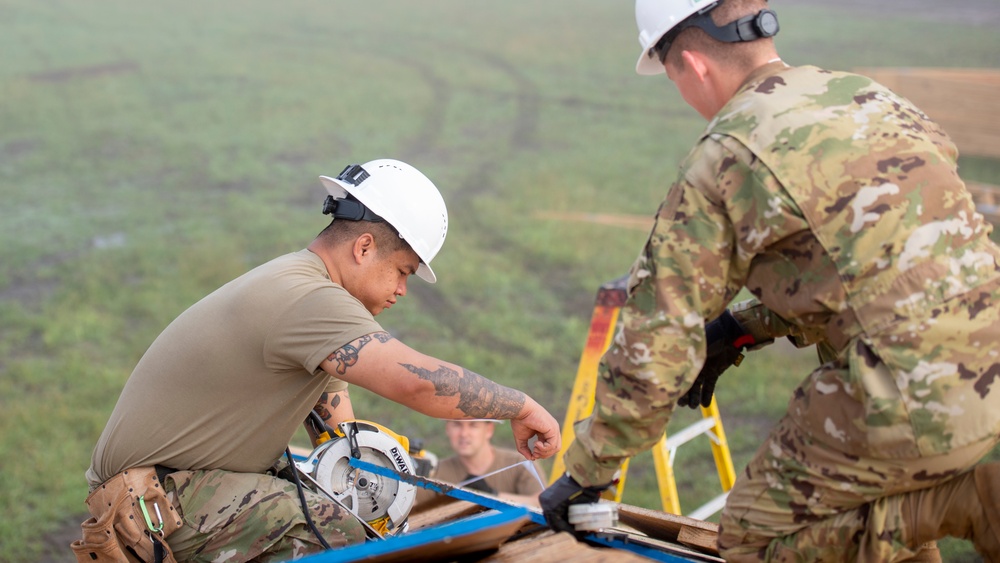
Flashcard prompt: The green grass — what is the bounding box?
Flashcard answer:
[2,1,999,561]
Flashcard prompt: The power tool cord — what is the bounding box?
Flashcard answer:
[285,447,333,550]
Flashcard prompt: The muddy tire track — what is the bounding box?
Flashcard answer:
[389,40,598,349]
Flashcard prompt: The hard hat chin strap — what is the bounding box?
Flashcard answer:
[322,194,386,223]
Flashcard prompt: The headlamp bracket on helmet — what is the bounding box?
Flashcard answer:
[335,163,371,187]
[323,163,387,222]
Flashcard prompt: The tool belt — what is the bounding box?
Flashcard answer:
[70,467,182,563]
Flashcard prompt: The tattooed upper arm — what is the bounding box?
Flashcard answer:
[326,331,394,376]
[401,363,526,419]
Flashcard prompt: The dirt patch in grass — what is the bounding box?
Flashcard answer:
[28,61,140,83]
[786,0,1000,27]
[37,515,84,563]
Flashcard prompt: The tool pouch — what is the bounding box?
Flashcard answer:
[70,467,181,563]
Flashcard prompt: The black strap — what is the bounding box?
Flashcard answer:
[322,194,386,223]
[154,464,176,485]
[285,448,333,550]
[151,533,165,563]
[678,8,779,45]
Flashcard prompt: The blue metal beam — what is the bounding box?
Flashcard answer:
[348,457,547,524]
[341,458,703,562]
[295,506,530,563]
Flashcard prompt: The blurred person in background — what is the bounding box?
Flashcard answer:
[416,419,545,507]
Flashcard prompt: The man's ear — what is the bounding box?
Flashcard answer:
[681,49,710,82]
[352,233,376,264]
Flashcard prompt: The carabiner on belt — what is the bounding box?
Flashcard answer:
[138,495,164,533]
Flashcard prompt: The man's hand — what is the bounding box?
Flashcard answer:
[539,473,610,535]
[510,398,561,460]
[678,310,756,409]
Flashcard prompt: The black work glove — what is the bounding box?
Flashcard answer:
[539,473,611,535]
[462,475,497,495]
[678,310,755,409]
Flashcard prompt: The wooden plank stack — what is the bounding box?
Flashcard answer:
[857,67,1000,159]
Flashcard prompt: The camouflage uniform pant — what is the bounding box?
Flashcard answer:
[717,415,997,562]
[161,469,365,562]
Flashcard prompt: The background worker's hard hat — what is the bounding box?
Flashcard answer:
[634,0,718,75]
[320,159,448,283]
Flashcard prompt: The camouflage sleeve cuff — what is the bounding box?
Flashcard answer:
[729,299,780,348]
[729,299,824,349]
[562,439,622,488]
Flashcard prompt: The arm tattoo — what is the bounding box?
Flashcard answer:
[326,332,393,375]
[401,363,526,419]
[315,392,343,422]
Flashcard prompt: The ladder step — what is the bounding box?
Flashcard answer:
[556,278,737,519]
[664,417,717,451]
[687,492,729,521]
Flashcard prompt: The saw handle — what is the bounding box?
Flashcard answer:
[306,410,334,446]
[333,419,411,453]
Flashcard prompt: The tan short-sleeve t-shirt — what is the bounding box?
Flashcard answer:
[87,249,382,486]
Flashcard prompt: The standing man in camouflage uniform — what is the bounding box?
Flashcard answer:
[539,0,1000,560]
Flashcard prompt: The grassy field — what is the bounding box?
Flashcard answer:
[2,0,999,561]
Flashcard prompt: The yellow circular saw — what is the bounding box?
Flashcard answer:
[296,420,417,537]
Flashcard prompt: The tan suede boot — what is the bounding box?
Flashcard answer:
[899,541,941,562]
[902,462,1000,561]
[973,462,1000,560]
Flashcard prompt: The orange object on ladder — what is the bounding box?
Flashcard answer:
[549,275,736,518]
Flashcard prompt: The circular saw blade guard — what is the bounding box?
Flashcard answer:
[303,421,417,536]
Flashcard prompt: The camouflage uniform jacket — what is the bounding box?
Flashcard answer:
[565,62,1000,487]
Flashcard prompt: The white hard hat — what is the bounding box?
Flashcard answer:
[635,0,780,76]
[320,159,448,283]
[635,0,719,75]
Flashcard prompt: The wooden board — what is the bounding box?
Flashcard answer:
[481,529,654,563]
[855,67,1000,159]
[966,181,1000,224]
[591,532,725,563]
[407,498,486,531]
[616,503,720,556]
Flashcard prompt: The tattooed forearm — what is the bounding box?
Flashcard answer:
[327,332,393,375]
[401,363,526,419]
[314,392,343,422]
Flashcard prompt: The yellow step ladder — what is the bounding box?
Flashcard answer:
[549,275,736,518]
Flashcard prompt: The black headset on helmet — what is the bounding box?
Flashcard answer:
[654,3,779,64]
